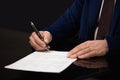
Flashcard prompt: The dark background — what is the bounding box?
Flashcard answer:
[0,1,119,80]
[0,0,74,32]
[0,0,74,68]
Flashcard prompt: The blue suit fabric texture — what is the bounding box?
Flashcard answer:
[44,0,120,56]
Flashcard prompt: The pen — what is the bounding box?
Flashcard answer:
[31,21,49,51]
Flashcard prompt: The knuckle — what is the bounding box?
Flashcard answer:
[88,46,92,51]
[29,36,32,40]
[32,32,36,36]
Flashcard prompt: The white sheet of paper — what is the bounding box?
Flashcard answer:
[5,51,77,73]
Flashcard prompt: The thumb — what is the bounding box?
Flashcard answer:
[43,31,52,44]
[44,38,50,44]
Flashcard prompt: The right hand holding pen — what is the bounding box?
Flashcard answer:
[29,31,52,51]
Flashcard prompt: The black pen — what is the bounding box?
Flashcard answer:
[31,21,49,51]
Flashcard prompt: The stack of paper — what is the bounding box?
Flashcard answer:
[5,51,77,73]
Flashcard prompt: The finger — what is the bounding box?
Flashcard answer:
[68,53,78,59]
[29,40,46,51]
[40,31,52,44]
[77,46,91,56]
[78,51,96,59]
[69,46,90,59]
[67,43,88,58]
[29,36,46,51]
[32,32,46,48]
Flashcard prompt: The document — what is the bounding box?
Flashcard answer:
[5,51,77,73]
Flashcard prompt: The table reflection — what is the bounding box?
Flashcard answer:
[1,57,109,80]
[58,57,109,80]
[73,57,108,69]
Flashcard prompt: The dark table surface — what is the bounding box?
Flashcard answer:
[0,28,120,80]
[0,57,109,80]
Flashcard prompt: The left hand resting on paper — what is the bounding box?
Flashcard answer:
[67,40,109,59]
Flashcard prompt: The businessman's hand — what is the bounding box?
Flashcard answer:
[67,40,109,59]
[29,31,52,51]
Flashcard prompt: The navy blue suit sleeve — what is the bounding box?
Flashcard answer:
[44,0,84,46]
[106,18,120,56]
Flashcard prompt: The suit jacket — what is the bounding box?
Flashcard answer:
[45,0,120,55]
